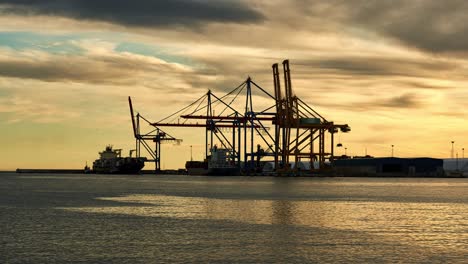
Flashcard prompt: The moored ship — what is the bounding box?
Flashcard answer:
[92,145,146,174]
[185,160,208,175]
[207,147,240,176]
[186,146,240,176]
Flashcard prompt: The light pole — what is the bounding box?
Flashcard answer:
[345,147,348,156]
[190,145,193,161]
[451,141,455,159]
[462,148,465,159]
[391,145,394,157]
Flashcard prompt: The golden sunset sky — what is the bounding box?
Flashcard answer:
[1,1,467,170]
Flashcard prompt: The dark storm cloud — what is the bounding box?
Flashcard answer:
[0,52,194,85]
[396,80,454,90]
[0,57,128,83]
[295,56,458,79]
[374,93,422,109]
[0,49,226,100]
[314,93,424,112]
[0,0,264,28]
[305,0,468,53]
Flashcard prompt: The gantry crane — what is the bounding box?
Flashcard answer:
[273,60,350,172]
[128,96,181,171]
[128,60,350,175]
[149,81,274,172]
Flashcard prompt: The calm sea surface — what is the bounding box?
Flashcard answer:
[1,173,467,263]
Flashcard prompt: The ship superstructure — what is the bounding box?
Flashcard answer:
[207,147,240,175]
[185,147,240,176]
[92,145,146,174]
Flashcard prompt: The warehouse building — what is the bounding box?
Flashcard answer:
[333,157,444,177]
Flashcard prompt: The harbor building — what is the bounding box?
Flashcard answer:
[333,157,444,177]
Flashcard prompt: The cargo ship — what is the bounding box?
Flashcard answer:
[92,145,146,174]
[186,146,239,176]
[185,160,208,175]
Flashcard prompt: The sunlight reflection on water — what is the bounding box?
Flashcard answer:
[4,174,468,263]
[60,194,468,252]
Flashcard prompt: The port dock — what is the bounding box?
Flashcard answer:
[128,60,351,176]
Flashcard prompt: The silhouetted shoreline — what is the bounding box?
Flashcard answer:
[15,169,84,174]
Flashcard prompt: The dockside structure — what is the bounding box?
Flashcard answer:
[333,157,444,177]
[129,60,350,175]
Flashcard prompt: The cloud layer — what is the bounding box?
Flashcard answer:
[2,1,468,169]
[0,0,264,28]
[305,0,468,54]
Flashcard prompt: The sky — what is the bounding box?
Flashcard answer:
[1,0,468,170]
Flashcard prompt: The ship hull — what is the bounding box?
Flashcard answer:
[186,167,209,176]
[207,167,241,176]
[93,158,145,174]
[185,161,209,176]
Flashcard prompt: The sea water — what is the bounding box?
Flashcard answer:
[1,173,467,263]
